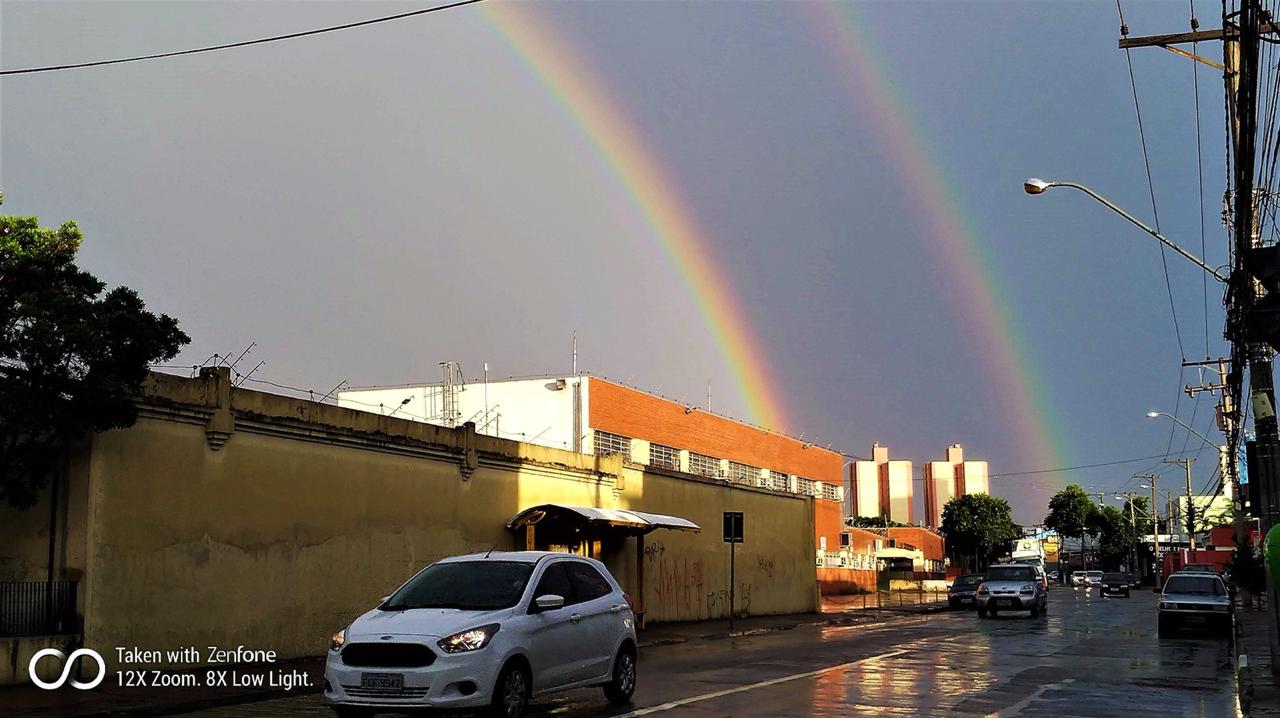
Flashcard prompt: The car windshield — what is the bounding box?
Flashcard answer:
[382,560,535,611]
[1103,573,1127,582]
[985,566,1034,581]
[953,575,983,587]
[1163,575,1226,596]
[1087,571,1103,577]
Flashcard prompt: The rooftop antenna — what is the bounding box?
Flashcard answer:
[707,380,712,412]
[572,331,577,375]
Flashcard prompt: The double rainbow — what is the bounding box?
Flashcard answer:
[482,2,1064,493]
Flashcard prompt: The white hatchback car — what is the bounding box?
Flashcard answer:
[325,551,638,718]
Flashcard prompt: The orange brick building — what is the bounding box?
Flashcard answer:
[342,374,847,566]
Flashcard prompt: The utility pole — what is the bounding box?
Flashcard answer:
[1164,457,1198,551]
[1120,2,1279,659]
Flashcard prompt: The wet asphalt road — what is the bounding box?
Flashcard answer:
[176,586,1238,717]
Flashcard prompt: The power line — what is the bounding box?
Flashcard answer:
[1191,0,1211,357]
[1118,1,1187,361]
[0,0,484,76]
[989,448,1205,479]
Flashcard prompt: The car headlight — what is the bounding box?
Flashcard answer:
[438,623,500,653]
[1158,602,1170,610]
[330,627,347,652]
[1019,584,1035,594]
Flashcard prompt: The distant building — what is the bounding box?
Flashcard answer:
[339,369,846,556]
[923,444,989,528]
[846,443,914,525]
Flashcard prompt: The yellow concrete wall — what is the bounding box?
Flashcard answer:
[42,370,816,667]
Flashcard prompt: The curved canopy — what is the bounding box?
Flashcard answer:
[506,503,700,535]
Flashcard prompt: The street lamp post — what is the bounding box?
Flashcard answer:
[1023,179,1227,283]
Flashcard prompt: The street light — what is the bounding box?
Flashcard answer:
[1145,410,1218,449]
[1023,178,1228,283]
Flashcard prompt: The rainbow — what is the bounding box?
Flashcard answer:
[480,3,791,432]
[806,3,1068,497]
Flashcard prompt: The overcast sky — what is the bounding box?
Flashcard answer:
[1,1,1234,524]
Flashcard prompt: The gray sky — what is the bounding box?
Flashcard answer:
[1,1,1234,523]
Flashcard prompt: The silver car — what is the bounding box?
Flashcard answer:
[1158,571,1232,638]
[976,564,1048,618]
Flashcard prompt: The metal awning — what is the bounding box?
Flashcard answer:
[506,504,700,535]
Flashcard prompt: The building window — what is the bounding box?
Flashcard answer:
[795,477,817,495]
[688,452,720,478]
[594,430,631,459]
[840,532,852,548]
[821,482,841,502]
[727,461,758,486]
[649,443,678,470]
[769,470,789,491]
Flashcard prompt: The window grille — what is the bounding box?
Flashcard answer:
[688,452,720,478]
[649,443,679,470]
[795,477,817,495]
[821,482,841,502]
[769,470,789,491]
[594,430,631,458]
[727,461,758,486]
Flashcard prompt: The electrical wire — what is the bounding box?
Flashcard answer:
[988,448,1205,479]
[0,0,484,76]
[1191,1,1212,356]
[1117,1,1188,362]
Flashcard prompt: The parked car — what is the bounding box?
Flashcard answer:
[948,574,984,609]
[976,564,1049,618]
[1181,563,1221,574]
[1126,572,1141,588]
[325,551,638,718]
[1100,572,1131,598]
[1071,571,1087,586]
[1084,570,1104,586]
[1158,571,1232,638]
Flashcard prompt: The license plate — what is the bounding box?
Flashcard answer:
[996,599,1014,607]
[361,673,404,690]
[960,597,973,604]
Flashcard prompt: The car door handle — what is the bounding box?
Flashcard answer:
[609,605,625,613]
[569,613,582,623]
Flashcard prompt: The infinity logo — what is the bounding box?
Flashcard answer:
[28,648,106,690]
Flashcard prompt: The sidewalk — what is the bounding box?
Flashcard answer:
[3,603,947,718]
[1237,604,1280,718]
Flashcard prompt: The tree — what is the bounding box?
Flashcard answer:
[846,515,909,529]
[1086,505,1134,571]
[940,493,1021,572]
[0,206,188,508]
[1121,495,1154,536]
[1044,484,1098,571]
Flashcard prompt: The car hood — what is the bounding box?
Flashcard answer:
[949,585,979,594]
[347,606,514,639]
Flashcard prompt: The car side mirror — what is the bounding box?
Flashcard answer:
[533,594,565,612]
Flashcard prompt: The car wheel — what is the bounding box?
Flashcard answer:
[490,661,530,718]
[603,646,637,705]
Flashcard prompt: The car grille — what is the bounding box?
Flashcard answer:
[341,643,436,668]
[1167,603,1219,612]
[341,685,431,699]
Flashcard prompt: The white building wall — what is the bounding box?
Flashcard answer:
[339,375,588,452]
[851,461,880,518]
[924,461,955,527]
[885,460,913,525]
[960,461,989,495]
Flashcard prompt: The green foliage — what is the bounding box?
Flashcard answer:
[0,209,189,508]
[1229,537,1266,596]
[1044,484,1097,540]
[1086,504,1133,571]
[1121,496,1154,535]
[846,515,909,529]
[940,493,1021,571]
